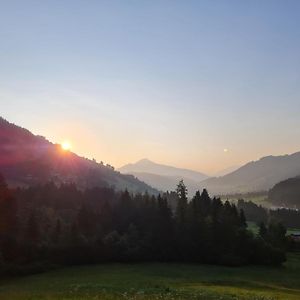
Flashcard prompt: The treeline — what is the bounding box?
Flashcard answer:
[237,199,300,229]
[268,177,300,209]
[0,176,287,274]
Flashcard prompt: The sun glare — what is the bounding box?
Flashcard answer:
[61,141,71,151]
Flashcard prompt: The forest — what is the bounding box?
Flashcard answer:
[0,175,288,275]
[237,199,300,229]
[268,176,300,209]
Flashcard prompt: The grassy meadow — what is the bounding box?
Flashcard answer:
[0,253,299,300]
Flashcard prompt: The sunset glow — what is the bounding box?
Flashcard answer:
[2,1,300,175]
[0,1,299,290]
[61,141,71,151]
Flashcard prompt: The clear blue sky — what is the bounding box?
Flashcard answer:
[1,0,300,174]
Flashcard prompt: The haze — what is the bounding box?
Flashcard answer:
[1,1,300,174]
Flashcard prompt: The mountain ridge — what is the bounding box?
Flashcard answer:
[0,117,157,194]
[118,158,209,194]
[125,171,203,195]
[200,152,300,194]
[119,158,209,182]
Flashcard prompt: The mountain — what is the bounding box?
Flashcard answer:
[119,158,208,181]
[118,159,209,194]
[268,176,300,209]
[200,152,300,195]
[125,171,203,195]
[0,117,157,194]
[213,165,240,177]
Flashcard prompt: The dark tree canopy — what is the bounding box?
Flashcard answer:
[269,177,300,209]
[0,176,288,273]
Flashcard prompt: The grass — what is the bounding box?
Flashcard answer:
[0,254,299,300]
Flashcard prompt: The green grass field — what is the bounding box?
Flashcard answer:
[0,253,299,300]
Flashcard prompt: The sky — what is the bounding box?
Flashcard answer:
[1,0,300,175]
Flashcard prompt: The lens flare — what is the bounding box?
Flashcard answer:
[61,141,71,151]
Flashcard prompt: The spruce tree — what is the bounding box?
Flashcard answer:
[175,180,188,225]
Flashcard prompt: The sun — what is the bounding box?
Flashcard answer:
[61,141,71,151]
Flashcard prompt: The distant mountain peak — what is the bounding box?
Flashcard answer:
[120,159,208,178]
[118,159,209,194]
[136,158,153,164]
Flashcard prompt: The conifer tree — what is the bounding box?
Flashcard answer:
[239,209,247,228]
[175,180,188,225]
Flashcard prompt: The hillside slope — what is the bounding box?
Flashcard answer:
[0,117,157,194]
[200,152,300,195]
[118,159,209,194]
[126,171,204,195]
[268,176,300,209]
[119,159,208,182]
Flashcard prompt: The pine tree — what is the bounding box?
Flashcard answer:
[259,222,267,239]
[200,189,211,216]
[52,219,61,244]
[175,180,188,225]
[26,212,39,244]
[239,209,247,228]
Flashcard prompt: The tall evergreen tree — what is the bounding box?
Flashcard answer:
[239,209,247,228]
[26,212,39,244]
[259,222,267,239]
[52,219,61,244]
[175,180,188,225]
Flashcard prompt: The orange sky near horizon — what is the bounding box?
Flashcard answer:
[8,114,299,176]
[2,2,300,175]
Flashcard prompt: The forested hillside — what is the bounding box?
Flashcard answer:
[0,117,156,194]
[201,153,300,194]
[268,177,300,209]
